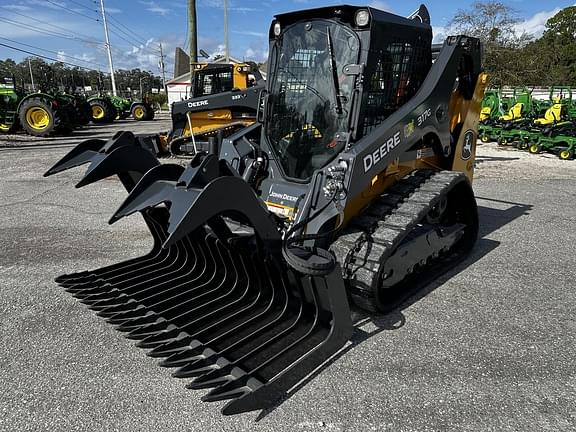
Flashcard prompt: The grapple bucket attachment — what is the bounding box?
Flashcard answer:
[49,152,353,415]
[43,130,171,286]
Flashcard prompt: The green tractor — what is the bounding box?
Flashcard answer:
[86,95,154,123]
[479,89,504,122]
[109,95,155,121]
[86,95,117,124]
[56,93,92,126]
[478,87,533,144]
[526,123,576,160]
[0,78,72,137]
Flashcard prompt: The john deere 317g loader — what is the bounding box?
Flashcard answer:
[44,4,487,415]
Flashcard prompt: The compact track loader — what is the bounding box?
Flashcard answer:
[45,4,486,415]
[163,63,265,156]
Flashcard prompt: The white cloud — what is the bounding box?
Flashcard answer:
[514,8,562,38]
[432,26,447,44]
[368,1,393,12]
[4,4,32,11]
[244,47,267,62]
[106,7,123,14]
[232,30,266,38]
[27,0,66,9]
[139,1,170,16]
[200,0,256,12]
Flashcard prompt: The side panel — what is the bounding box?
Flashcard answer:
[450,73,488,182]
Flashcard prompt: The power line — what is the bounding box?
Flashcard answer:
[107,28,162,58]
[0,37,107,69]
[106,23,160,55]
[106,13,157,48]
[107,20,149,48]
[0,42,104,71]
[67,0,99,13]
[0,15,103,46]
[44,0,100,21]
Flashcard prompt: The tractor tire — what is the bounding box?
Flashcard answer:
[104,102,117,123]
[131,103,149,121]
[77,102,92,125]
[497,137,507,146]
[517,141,529,150]
[19,97,58,137]
[528,143,542,154]
[89,99,110,124]
[480,134,490,143]
[559,149,574,160]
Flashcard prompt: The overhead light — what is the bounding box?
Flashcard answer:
[355,9,370,27]
[273,22,281,37]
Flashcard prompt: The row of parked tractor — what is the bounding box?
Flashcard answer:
[478,87,576,160]
[0,77,155,138]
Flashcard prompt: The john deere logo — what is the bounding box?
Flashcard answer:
[404,120,415,138]
[461,130,475,160]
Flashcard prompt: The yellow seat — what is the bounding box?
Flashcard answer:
[534,103,562,126]
[479,106,492,121]
[500,102,523,121]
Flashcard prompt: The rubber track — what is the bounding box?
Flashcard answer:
[330,170,469,312]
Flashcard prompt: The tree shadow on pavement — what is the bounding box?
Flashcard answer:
[475,154,521,166]
[255,197,532,421]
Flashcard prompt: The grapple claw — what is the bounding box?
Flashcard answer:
[47,144,353,415]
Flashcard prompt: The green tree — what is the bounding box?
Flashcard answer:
[449,1,532,87]
[523,6,576,85]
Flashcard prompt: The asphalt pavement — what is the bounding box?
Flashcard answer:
[0,129,575,431]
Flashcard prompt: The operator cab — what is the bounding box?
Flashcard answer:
[190,63,262,98]
[264,5,432,181]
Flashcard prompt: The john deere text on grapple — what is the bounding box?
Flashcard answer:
[44,4,487,415]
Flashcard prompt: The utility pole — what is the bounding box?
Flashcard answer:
[224,0,229,62]
[159,43,167,93]
[99,0,117,96]
[188,0,198,77]
[28,58,35,92]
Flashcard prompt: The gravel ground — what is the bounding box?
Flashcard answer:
[0,133,575,431]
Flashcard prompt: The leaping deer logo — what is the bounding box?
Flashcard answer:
[461,130,475,160]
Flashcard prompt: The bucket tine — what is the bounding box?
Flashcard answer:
[65,223,202,307]
[54,214,170,286]
[214,270,352,415]
[155,259,293,371]
[47,154,354,416]
[149,336,198,359]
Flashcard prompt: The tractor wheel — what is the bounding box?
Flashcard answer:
[480,134,490,143]
[131,103,149,121]
[517,141,529,150]
[77,102,92,125]
[528,144,542,154]
[89,99,109,124]
[497,137,507,146]
[145,106,155,120]
[559,149,574,160]
[104,102,117,123]
[0,121,18,134]
[19,97,58,137]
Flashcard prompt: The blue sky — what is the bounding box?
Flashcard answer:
[0,0,575,78]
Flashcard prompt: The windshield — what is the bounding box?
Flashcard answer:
[266,21,359,180]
